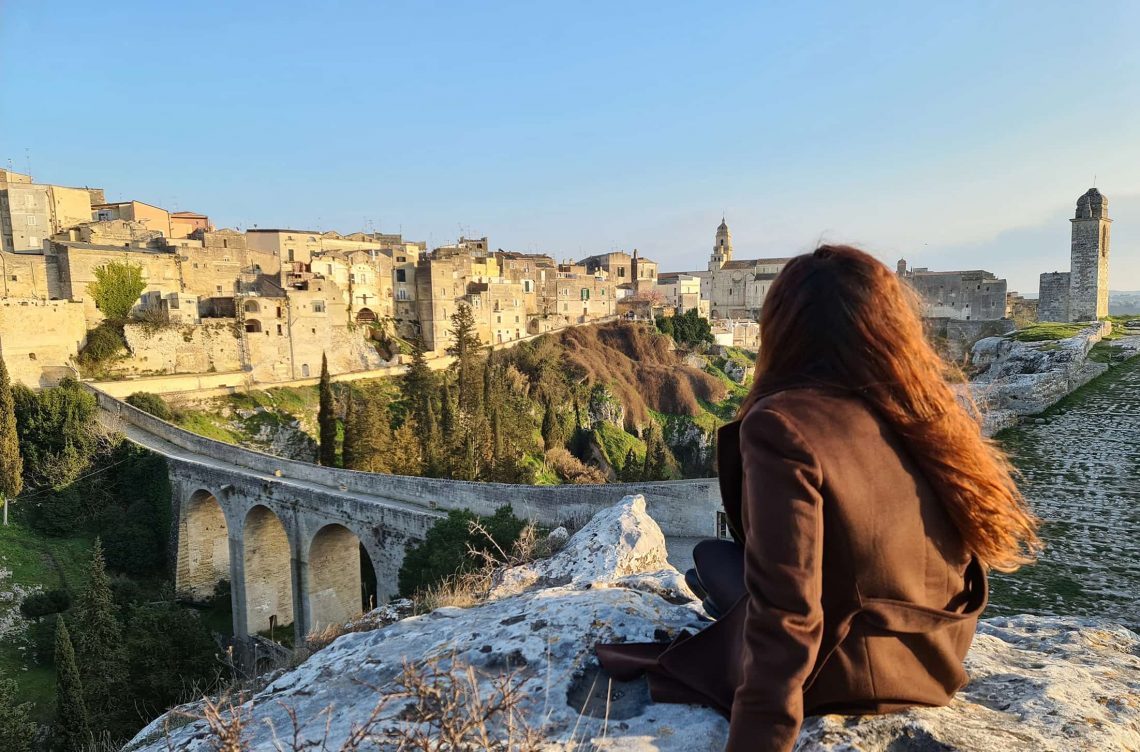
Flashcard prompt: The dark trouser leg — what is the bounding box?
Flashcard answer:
[686,539,745,619]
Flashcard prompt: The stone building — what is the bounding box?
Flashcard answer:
[1037,188,1111,322]
[677,219,790,321]
[655,272,708,316]
[1,174,102,253]
[92,200,172,237]
[581,250,659,294]
[0,299,87,386]
[896,262,1008,321]
[170,211,211,238]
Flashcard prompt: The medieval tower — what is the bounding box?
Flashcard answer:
[1068,188,1111,321]
[709,218,733,271]
[1037,188,1111,322]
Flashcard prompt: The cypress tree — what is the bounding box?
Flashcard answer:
[74,538,127,732]
[341,389,359,470]
[390,419,424,476]
[440,382,456,439]
[0,357,22,526]
[317,353,338,466]
[622,448,639,482]
[491,408,503,463]
[541,399,559,451]
[422,400,441,476]
[54,618,93,752]
[447,303,483,414]
[0,678,34,752]
[401,336,433,423]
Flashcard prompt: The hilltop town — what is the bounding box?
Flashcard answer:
[0,165,1115,388]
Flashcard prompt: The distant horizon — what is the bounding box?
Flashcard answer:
[3,1,1137,293]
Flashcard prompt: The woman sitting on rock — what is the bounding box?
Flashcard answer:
[597,244,1040,752]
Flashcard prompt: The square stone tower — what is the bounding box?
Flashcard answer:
[1068,188,1110,321]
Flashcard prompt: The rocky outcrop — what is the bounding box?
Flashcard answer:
[969,322,1140,434]
[586,383,625,429]
[126,496,1140,752]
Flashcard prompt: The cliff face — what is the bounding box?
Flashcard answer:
[128,497,1140,752]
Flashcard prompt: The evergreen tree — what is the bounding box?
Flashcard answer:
[541,399,559,451]
[389,418,424,476]
[341,389,360,470]
[642,423,675,481]
[343,393,394,473]
[421,401,441,476]
[440,382,456,439]
[446,303,483,415]
[74,538,127,733]
[0,357,22,526]
[0,678,34,752]
[54,618,93,752]
[401,336,434,422]
[317,353,338,466]
[621,448,640,482]
[491,408,503,463]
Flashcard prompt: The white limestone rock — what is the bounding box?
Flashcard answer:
[969,322,1120,432]
[125,497,1140,752]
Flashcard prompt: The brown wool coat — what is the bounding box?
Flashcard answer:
[597,386,987,752]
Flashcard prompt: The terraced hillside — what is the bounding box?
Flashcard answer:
[991,356,1140,630]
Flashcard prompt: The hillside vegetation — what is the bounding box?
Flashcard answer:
[170,319,752,481]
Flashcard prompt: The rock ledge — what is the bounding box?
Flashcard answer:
[127,495,1140,752]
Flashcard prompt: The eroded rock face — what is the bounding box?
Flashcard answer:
[126,496,1140,752]
[969,322,1131,435]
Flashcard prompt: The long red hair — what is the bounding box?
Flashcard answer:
[739,245,1039,571]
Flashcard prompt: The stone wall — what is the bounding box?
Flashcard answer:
[0,299,87,386]
[925,317,1016,363]
[120,320,243,375]
[1037,271,1071,322]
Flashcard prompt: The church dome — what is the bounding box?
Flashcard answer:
[1076,188,1108,220]
[717,218,729,232]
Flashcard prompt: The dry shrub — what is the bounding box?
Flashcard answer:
[381,658,541,751]
[559,322,725,426]
[544,447,607,485]
[412,520,554,614]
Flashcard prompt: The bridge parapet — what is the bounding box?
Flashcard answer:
[87,384,721,539]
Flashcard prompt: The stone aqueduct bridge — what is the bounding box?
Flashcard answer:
[87,387,721,645]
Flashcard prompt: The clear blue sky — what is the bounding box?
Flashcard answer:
[3,1,1139,292]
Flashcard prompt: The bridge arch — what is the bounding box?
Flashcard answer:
[242,504,295,639]
[305,523,376,631]
[176,489,230,602]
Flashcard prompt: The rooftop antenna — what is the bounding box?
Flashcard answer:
[1093,174,1097,188]
[24,148,31,179]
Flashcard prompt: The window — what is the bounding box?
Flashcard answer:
[287,249,295,262]
[397,288,407,300]
[397,256,406,263]
[215,285,222,293]
[26,216,37,226]
[28,353,36,360]
[313,301,325,313]
[276,324,283,335]
[396,269,406,282]
[618,268,625,277]
[301,364,310,377]
[223,239,228,248]
[581,289,589,300]
[8,275,15,282]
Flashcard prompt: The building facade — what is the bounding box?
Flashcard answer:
[897,262,1008,321]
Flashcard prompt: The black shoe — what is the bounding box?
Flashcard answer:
[684,568,708,600]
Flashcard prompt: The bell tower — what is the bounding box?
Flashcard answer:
[1068,188,1110,321]
[709,218,733,271]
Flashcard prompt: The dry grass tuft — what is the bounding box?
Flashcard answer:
[412,519,557,614]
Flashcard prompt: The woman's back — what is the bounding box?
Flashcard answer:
[741,387,981,717]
